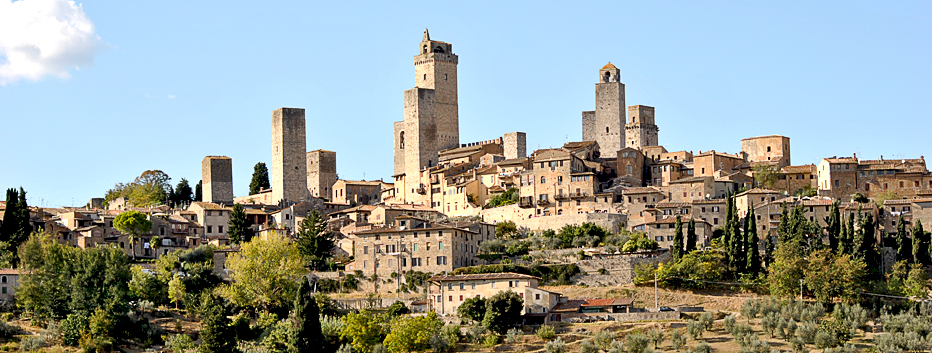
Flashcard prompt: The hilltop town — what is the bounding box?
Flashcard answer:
[0,30,930,352]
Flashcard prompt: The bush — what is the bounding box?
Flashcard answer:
[468,324,488,344]
[165,334,196,352]
[537,325,556,341]
[814,329,837,349]
[594,330,615,350]
[723,315,736,333]
[0,320,21,339]
[670,329,686,351]
[580,338,598,353]
[484,334,500,348]
[687,320,704,340]
[386,301,409,317]
[699,312,714,331]
[625,332,650,353]
[429,334,450,353]
[372,344,388,353]
[690,342,712,353]
[20,335,47,352]
[506,328,520,344]
[60,313,88,346]
[545,338,566,353]
[647,328,663,349]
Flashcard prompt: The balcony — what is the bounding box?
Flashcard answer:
[554,193,570,201]
[570,192,588,199]
[519,200,534,208]
[537,199,551,206]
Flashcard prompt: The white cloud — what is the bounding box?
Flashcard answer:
[0,0,103,85]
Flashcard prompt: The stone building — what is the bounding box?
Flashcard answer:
[630,215,712,250]
[582,63,625,159]
[0,269,20,301]
[394,30,460,179]
[503,132,527,160]
[272,107,309,205]
[202,156,233,205]
[307,149,337,199]
[625,105,659,151]
[741,135,791,168]
[427,273,558,316]
[332,179,392,206]
[818,157,859,199]
[348,216,495,278]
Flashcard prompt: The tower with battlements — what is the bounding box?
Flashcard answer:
[625,105,659,150]
[394,29,460,178]
[272,107,309,204]
[307,149,337,199]
[582,62,625,158]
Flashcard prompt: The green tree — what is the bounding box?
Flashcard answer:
[0,187,31,260]
[383,313,443,353]
[195,180,203,202]
[340,311,388,353]
[482,290,523,334]
[746,204,761,273]
[150,235,161,257]
[107,170,173,207]
[896,214,911,264]
[223,235,307,311]
[496,221,519,239]
[753,164,778,189]
[913,220,930,266]
[173,178,194,206]
[249,162,271,195]
[198,295,239,353]
[457,297,487,323]
[295,211,335,270]
[685,219,697,254]
[769,241,805,299]
[672,215,684,261]
[228,204,253,244]
[113,210,152,260]
[291,279,323,352]
[486,187,519,208]
[168,273,185,309]
[128,265,168,304]
[825,201,841,253]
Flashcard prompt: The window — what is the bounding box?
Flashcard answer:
[363,246,369,255]
[1,276,5,284]
[207,226,213,233]
[439,242,443,250]
[713,218,719,225]
[460,283,465,290]
[472,283,476,290]
[535,293,541,300]
[364,260,368,268]
[448,296,453,302]
[540,176,546,184]
[218,226,223,233]
[448,284,453,290]
[767,146,771,152]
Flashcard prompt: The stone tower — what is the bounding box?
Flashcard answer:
[394,29,459,177]
[625,105,659,150]
[582,62,625,159]
[202,156,233,205]
[307,149,337,199]
[272,107,308,204]
[503,132,527,160]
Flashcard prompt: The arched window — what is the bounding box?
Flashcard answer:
[399,131,405,149]
[540,176,546,184]
[626,165,633,175]
[606,126,610,133]
[603,72,611,82]
[432,46,445,53]
[1,276,6,284]
[423,45,427,54]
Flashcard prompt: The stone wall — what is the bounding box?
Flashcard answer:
[481,205,626,233]
[573,250,671,286]
[307,150,337,198]
[582,111,596,142]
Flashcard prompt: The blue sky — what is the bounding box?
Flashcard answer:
[1,0,930,208]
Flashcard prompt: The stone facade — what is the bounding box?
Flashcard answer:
[394,30,459,178]
[503,132,527,160]
[307,149,337,199]
[202,156,233,205]
[742,135,791,168]
[427,273,543,316]
[625,105,659,150]
[272,107,309,204]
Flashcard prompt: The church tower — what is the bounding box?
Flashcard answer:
[394,29,460,178]
[582,63,625,159]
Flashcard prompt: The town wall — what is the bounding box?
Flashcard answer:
[481,206,626,233]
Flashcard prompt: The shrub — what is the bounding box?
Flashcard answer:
[580,338,598,353]
[164,334,196,352]
[814,329,837,349]
[699,312,714,331]
[670,329,686,351]
[687,320,704,340]
[545,338,566,353]
[20,335,47,352]
[647,328,663,349]
[441,325,461,346]
[386,301,409,317]
[625,332,650,353]
[593,329,615,350]
[0,320,21,339]
[723,314,736,333]
[468,324,487,344]
[796,321,818,344]
[337,344,353,353]
[484,334,500,348]
[537,325,556,341]
[60,313,88,346]
[506,328,520,344]
[690,342,712,353]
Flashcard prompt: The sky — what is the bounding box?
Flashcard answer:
[1,0,931,208]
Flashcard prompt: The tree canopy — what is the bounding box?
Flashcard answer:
[228,204,253,244]
[295,210,335,270]
[249,162,271,195]
[223,235,307,311]
[105,170,173,207]
[113,210,152,260]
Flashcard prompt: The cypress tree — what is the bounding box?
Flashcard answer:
[249,162,271,195]
[685,219,697,254]
[896,214,911,264]
[913,220,930,266]
[194,180,203,202]
[199,296,238,353]
[1,188,31,253]
[746,203,760,273]
[227,204,253,244]
[291,279,323,351]
[672,215,684,261]
[826,201,840,253]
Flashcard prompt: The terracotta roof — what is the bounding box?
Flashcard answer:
[190,202,229,210]
[497,158,528,166]
[623,187,663,194]
[824,157,858,163]
[736,188,782,197]
[429,272,540,282]
[602,62,617,70]
[800,199,834,206]
[655,202,692,208]
[581,298,635,307]
[883,199,913,205]
[551,300,585,313]
[668,176,713,185]
[563,141,597,150]
[0,268,20,275]
[780,165,816,174]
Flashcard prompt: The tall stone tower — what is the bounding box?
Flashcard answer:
[625,105,659,150]
[394,29,459,178]
[202,156,233,205]
[582,62,625,159]
[272,107,308,204]
[307,149,337,199]
[503,132,527,160]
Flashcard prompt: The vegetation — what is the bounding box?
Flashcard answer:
[295,210,336,270]
[223,235,308,312]
[112,210,152,260]
[0,187,30,264]
[486,187,519,208]
[452,263,580,285]
[228,203,254,244]
[249,162,271,195]
[105,170,173,207]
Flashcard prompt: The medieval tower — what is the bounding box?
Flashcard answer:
[201,156,233,205]
[582,63,625,159]
[394,29,460,178]
[625,105,659,150]
[307,149,337,199]
[272,107,309,204]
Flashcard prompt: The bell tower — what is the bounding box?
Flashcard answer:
[395,29,460,178]
[591,62,625,158]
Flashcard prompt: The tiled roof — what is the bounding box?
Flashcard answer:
[655,202,692,208]
[581,298,635,307]
[602,62,616,70]
[563,141,597,150]
[428,272,540,282]
[668,176,713,185]
[824,157,858,163]
[0,268,20,275]
[623,187,663,194]
[781,165,816,174]
[551,300,585,313]
[736,188,782,197]
[190,202,228,210]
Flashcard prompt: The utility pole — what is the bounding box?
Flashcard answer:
[654,271,658,310]
[799,279,803,301]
